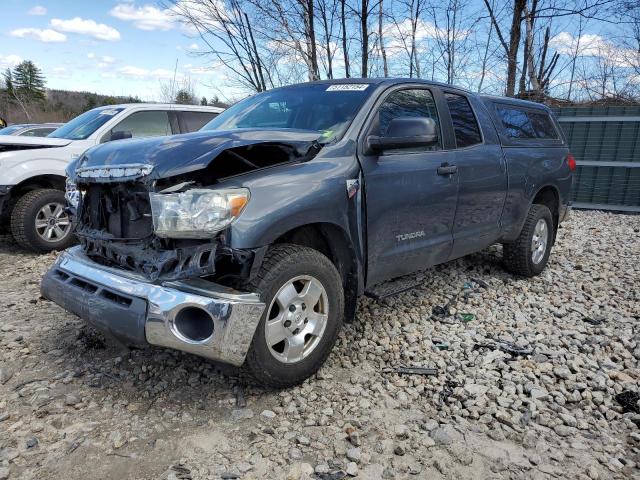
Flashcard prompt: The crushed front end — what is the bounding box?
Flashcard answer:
[41,163,266,365]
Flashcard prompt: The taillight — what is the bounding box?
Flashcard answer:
[567,153,577,171]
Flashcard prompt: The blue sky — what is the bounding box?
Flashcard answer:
[0,0,223,101]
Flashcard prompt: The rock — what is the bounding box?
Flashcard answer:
[345,461,359,476]
[260,410,276,419]
[0,467,9,480]
[286,463,313,480]
[288,447,303,460]
[464,383,489,397]
[0,368,13,384]
[346,447,361,462]
[430,427,453,446]
[394,445,405,456]
[231,408,254,421]
[553,366,572,380]
[26,436,38,448]
[64,394,81,406]
[110,431,126,449]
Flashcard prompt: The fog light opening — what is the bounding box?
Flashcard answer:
[173,306,214,342]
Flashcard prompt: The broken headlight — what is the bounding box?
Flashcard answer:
[65,177,80,209]
[149,188,250,239]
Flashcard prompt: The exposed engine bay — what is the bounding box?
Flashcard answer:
[72,139,321,282]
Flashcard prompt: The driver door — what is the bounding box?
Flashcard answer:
[359,87,458,287]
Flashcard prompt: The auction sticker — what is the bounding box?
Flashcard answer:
[99,109,120,116]
[326,84,369,91]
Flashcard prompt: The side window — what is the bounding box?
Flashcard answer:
[179,111,218,133]
[22,128,54,137]
[497,106,558,140]
[377,89,441,151]
[444,93,482,148]
[528,111,558,139]
[109,111,171,139]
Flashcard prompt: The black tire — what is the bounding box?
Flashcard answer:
[503,204,554,277]
[10,189,75,253]
[244,244,344,388]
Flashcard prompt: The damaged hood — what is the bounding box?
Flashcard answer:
[72,128,323,181]
[0,135,72,152]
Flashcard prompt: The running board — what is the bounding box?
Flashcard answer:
[365,275,422,299]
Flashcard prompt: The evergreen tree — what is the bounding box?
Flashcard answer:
[175,89,196,105]
[2,68,14,97]
[200,96,208,105]
[12,60,46,101]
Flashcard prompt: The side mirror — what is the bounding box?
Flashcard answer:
[367,117,438,153]
[109,130,133,141]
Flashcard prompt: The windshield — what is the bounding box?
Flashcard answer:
[202,83,372,143]
[0,125,25,135]
[48,107,124,140]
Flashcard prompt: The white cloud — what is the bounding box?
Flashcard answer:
[110,4,175,31]
[50,17,121,41]
[550,32,639,68]
[10,28,67,43]
[187,43,199,51]
[0,54,23,69]
[118,65,148,77]
[28,6,47,16]
[87,52,96,59]
[102,56,116,64]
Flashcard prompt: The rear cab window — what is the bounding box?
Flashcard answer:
[178,111,218,133]
[493,103,563,145]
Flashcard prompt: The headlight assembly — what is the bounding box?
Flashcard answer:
[65,178,80,208]
[149,188,250,239]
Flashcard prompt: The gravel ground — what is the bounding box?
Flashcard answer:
[0,210,639,480]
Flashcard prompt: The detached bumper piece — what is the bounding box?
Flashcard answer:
[41,246,265,366]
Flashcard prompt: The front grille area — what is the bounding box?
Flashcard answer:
[79,182,153,239]
[74,181,220,282]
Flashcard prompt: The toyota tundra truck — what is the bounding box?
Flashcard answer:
[41,79,573,387]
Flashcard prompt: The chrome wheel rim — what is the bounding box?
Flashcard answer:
[264,275,329,364]
[531,218,548,264]
[35,202,71,242]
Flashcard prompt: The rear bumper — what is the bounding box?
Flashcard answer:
[41,246,265,366]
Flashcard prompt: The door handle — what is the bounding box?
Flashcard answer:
[437,163,457,175]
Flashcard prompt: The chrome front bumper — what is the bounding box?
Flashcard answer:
[41,246,265,366]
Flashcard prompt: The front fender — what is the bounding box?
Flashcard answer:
[2,157,70,186]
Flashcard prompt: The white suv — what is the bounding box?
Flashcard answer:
[0,103,223,252]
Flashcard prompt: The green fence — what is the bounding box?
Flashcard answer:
[552,106,640,212]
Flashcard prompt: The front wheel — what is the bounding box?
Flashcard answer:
[503,204,554,277]
[244,244,344,388]
[10,189,75,253]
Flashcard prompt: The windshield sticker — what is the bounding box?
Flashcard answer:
[326,84,369,92]
[99,109,120,116]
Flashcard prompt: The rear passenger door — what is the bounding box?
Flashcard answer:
[444,91,507,259]
[177,111,219,133]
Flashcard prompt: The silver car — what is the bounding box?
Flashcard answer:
[0,123,64,137]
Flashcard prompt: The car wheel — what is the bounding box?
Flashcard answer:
[244,244,344,388]
[10,189,75,253]
[503,204,554,277]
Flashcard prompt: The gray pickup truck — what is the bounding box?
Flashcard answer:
[41,79,573,387]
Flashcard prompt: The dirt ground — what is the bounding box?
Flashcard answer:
[0,210,639,480]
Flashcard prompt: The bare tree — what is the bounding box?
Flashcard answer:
[170,0,271,92]
[317,0,340,78]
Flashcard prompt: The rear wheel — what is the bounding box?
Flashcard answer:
[244,244,344,388]
[503,204,553,277]
[10,189,74,253]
